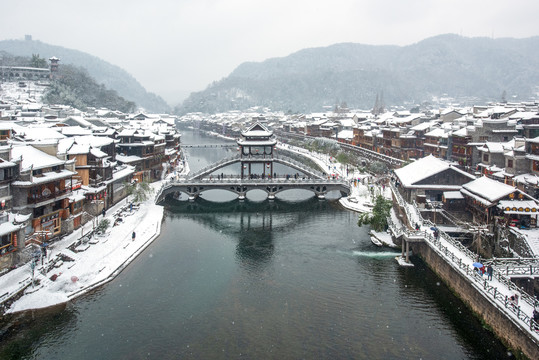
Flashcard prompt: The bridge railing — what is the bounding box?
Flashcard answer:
[393,183,539,273]
[155,176,351,203]
[176,176,350,187]
[186,153,329,181]
[389,180,539,332]
[425,231,539,331]
[272,154,326,179]
[187,155,241,180]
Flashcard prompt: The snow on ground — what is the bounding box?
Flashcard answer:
[1,159,190,315]
[390,184,539,336]
[277,142,387,213]
[370,230,397,248]
[4,183,164,314]
[512,227,539,256]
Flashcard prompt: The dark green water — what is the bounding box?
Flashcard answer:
[0,129,512,359]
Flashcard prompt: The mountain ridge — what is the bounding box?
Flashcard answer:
[176,34,539,114]
[0,39,170,113]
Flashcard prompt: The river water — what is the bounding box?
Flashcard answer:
[0,128,512,359]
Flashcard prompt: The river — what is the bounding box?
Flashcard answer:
[0,128,511,359]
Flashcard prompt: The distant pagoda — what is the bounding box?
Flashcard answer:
[49,56,60,79]
[237,122,277,179]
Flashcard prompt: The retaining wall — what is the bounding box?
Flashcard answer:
[410,241,539,359]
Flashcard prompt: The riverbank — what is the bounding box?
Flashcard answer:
[276,142,392,214]
[0,139,381,315]
[0,182,166,316]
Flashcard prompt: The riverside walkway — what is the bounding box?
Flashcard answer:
[387,181,539,354]
[274,130,405,167]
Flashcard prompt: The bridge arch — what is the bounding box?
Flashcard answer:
[155,178,350,204]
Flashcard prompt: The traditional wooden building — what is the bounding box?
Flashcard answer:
[11,145,75,238]
[394,155,476,203]
[460,176,534,226]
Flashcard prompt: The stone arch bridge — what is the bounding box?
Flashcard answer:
[156,154,350,202]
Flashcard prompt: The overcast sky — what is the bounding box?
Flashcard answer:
[2,0,538,105]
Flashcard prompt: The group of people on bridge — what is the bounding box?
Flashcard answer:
[206,172,310,181]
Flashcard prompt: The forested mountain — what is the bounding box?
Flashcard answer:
[43,64,136,113]
[0,39,170,113]
[176,34,539,114]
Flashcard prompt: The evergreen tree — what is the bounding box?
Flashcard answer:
[30,54,47,68]
[357,195,393,232]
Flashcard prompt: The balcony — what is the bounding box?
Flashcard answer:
[27,188,69,204]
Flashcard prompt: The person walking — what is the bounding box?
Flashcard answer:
[132,231,136,241]
[487,265,493,281]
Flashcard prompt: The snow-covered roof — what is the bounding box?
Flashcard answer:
[337,129,354,139]
[310,119,328,126]
[339,119,355,127]
[12,169,75,186]
[237,139,277,147]
[0,218,25,237]
[68,189,86,203]
[452,127,469,137]
[11,145,64,170]
[67,144,90,155]
[498,200,539,214]
[0,158,16,169]
[443,191,464,200]
[513,173,539,186]
[118,129,137,137]
[62,116,93,128]
[425,128,448,138]
[60,126,92,136]
[241,122,272,137]
[116,154,142,164]
[57,138,75,154]
[73,135,114,148]
[461,176,516,203]
[527,136,539,144]
[394,155,474,187]
[410,122,432,131]
[109,165,135,182]
[477,142,505,154]
[90,148,107,158]
[14,127,65,141]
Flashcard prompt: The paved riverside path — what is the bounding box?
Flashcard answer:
[388,181,539,344]
[0,183,165,314]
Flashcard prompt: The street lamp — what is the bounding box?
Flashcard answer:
[431,200,443,224]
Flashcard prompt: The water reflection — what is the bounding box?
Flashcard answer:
[0,128,512,359]
[164,196,342,269]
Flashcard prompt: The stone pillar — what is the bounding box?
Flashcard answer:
[401,238,405,257]
[406,240,410,263]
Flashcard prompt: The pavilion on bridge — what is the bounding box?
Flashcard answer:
[237,122,277,179]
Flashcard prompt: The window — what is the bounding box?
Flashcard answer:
[479,136,490,142]
[483,154,489,162]
[507,159,513,168]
